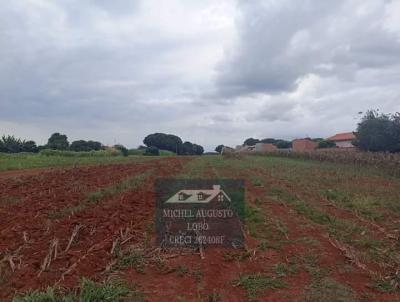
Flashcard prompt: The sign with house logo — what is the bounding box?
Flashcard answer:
[155,179,245,248]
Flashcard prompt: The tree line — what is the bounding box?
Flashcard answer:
[0,133,105,154]
[0,132,205,156]
[2,110,398,155]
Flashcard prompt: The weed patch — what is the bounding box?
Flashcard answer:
[303,277,359,302]
[233,273,286,301]
[13,278,145,302]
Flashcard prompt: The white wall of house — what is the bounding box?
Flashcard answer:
[334,140,354,148]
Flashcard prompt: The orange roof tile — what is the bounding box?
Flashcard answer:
[327,132,355,141]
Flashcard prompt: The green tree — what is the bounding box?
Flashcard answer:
[192,144,204,155]
[243,138,260,146]
[0,135,22,153]
[114,144,129,156]
[70,140,103,151]
[144,146,159,156]
[215,144,224,154]
[47,133,69,150]
[181,141,194,155]
[260,138,277,144]
[275,140,292,149]
[317,140,336,149]
[22,140,38,153]
[143,133,183,154]
[86,140,103,151]
[354,110,400,152]
[0,135,38,153]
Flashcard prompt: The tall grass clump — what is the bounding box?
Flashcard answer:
[267,150,400,177]
[39,149,121,157]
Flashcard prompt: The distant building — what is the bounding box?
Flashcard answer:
[221,146,235,154]
[292,139,318,151]
[235,145,255,153]
[327,132,356,148]
[235,143,277,153]
[255,143,278,153]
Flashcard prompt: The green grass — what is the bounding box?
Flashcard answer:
[273,262,297,278]
[233,273,286,301]
[0,152,158,171]
[113,248,147,273]
[13,278,145,302]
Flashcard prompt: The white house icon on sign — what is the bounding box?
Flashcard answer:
[165,185,231,204]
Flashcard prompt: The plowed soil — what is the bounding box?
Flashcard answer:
[1,156,400,301]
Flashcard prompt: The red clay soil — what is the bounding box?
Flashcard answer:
[0,167,56,180]
[216,165,400,301]
[120,161,398,301]
[0,158,190,301]
[1,158,400,301]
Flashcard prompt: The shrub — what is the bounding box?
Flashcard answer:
[128,149,144,156]
[318,140,336,149]
[13,278,132,302]
[144,146,159,156]
[39,149,116,157]
[0,135,38,153]
[114,144,129,157]
[70,140,103,151]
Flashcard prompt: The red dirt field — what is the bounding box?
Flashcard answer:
[0,158,189,301]
[1,156,400,301]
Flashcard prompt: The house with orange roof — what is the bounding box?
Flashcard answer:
[327,132,356,148]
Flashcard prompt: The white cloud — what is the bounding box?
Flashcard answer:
[0,0,400,151]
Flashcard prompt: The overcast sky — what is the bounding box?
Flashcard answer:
[1,0,400,151]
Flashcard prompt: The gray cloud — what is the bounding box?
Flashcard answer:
[216,0,400,97]
[1,0,400,151]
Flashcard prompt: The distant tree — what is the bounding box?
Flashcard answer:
[180,141,204,155]
[70,140,103,151]
[137,145,147,150]
[0,135,22,153]
[0,135,38,153]
[391,112,400,151]
[215,145,224,154]
[192,144,204,155]
[114,144,129,156]
[317,140,336,149]
[181,141,193,155]
[260,138,277,144]
[275,140,292,149]
[86,140,103,151]
[243,138,260,146]
[144,146,159,156]
[22,140,38,153]
[354,110,400,152]
[143,133,182,154]
[70,140,90,151]
[47,133,69,150]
